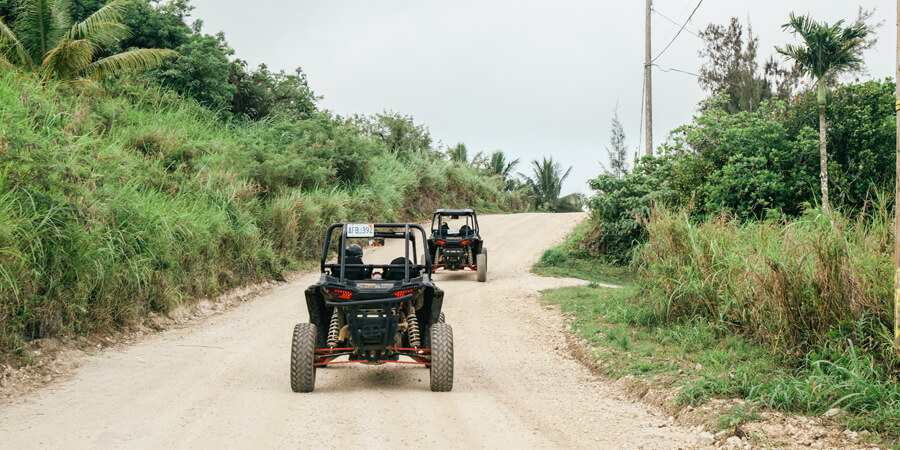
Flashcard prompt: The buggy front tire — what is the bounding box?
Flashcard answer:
[290,323,317,393]
[476,250,487,282]
[429,323,454,391]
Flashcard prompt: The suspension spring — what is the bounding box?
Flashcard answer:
[405,304,421,348]
[327,308,341,348]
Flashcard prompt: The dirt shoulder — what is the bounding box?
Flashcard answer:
[534,243,888,448]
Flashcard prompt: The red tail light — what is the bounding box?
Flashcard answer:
[326,288,354,300]
[392,288,421,298]
[435,240,446,246]
[460,240,470,245]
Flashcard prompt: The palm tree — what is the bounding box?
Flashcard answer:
[0,0,176,83]
[486,150,520,191]
[487,150,519,177]
[776,13,867,212]
[523,157,572,210]
[447,142,485,168]
[448,142,469,164]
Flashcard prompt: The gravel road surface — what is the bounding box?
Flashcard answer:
[0,212,699,449]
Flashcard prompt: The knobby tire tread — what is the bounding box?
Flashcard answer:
[290,323,317,393]
[430,323,454,391]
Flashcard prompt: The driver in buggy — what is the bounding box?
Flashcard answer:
[341,244,371,280]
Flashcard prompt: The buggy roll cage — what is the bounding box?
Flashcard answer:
[430,209,480,236]
[320,223,432,283]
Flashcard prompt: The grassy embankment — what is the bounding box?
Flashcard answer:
[534,212,900,444]
[0,71,525,362]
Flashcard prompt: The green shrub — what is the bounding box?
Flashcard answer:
[0,70,524,360]
[583,83,895,264]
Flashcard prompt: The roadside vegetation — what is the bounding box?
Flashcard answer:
[0,1,534,363]
[535,224,900,444]
[0,70,525,362]
[537,9,899,445]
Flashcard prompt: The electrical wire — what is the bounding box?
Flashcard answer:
[653,9,700,39]
[651,0,704,63]
[652,64,700,78]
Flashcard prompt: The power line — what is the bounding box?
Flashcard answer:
[652,64,700,78]
[653,9,700,39]
[651,0,704,63]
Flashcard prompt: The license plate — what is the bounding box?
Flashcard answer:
[346,223,374,238]
[357,282,392,289]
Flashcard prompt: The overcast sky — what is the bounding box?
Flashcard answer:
[188,0,894,196]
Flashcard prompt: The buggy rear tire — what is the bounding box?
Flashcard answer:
[476,249,487,282]
[290,323,317,393]
[429,323,453,391]
[438,311,446,323]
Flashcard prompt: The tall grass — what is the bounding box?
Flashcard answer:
[634,206,894,362]
[0,70,526,360]
[634,204,900,433]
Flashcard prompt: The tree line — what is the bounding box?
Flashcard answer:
[0,0,318,121]
[587,10,889,262]
[0,0,583,212]
[445,142,582,212]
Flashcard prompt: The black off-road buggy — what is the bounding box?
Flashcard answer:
[426,209,487,282]
[291,222,453,393]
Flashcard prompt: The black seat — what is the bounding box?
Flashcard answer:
[343,256,371,280]
[384,257,414,280]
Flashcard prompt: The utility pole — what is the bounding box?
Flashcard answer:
[644,0,653,157]
[894,0,900,355]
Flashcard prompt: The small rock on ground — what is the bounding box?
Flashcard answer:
[697,431,714,445]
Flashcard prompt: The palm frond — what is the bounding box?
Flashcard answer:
[82,48,177,80]
[16,0,69,59]
[0,17,37,72]
[66,0,130,44]
[40,37,94,80]
[778,13,868,80]
[449,142,468,163]
[560,165,572,184]
[75,21,130,51]
[488,151,520,177]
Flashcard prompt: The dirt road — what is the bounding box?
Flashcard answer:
[0,213,699,449]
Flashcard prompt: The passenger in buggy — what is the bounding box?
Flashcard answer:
[384,256,416,280]
[341,244,371,280]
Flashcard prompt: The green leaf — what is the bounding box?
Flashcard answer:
[83,48,177,80]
